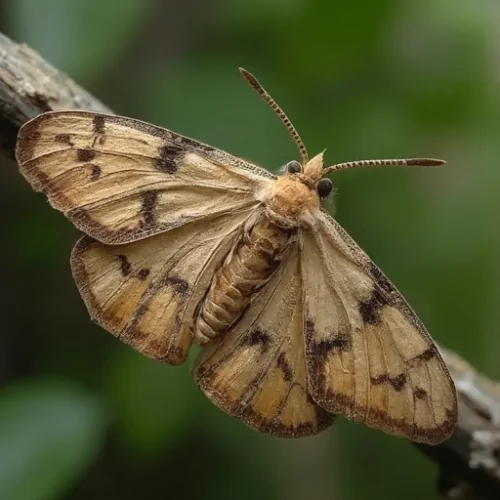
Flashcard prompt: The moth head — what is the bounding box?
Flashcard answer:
[283,152,334,201]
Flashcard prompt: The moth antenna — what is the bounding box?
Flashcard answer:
[239,67,309,165]
[323,158,446,175]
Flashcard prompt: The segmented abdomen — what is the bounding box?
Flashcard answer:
[193,217,292,344]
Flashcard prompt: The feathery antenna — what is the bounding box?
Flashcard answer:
[322,158,446,176]
[239,68,309,165]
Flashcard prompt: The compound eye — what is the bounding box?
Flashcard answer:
[286,160,302,174]
[317,178,333,198]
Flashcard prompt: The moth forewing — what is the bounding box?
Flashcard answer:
[301,213,457,444]
[15,111,270,245]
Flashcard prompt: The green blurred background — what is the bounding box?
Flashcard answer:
[1,0,498,499]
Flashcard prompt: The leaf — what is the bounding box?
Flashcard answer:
[0,377,107,500]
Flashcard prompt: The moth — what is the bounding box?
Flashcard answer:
[15,68,457,444]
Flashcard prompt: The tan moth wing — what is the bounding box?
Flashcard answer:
[71,211,254,365]
[195,246,334,437]
[16,110,273,365]
[301,212,458,444]
[16,111,274,245]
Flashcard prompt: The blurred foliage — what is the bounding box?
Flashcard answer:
[0,379,106,500]
[1,0,499,499]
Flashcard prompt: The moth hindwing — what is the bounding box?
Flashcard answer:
[15,68,457,443]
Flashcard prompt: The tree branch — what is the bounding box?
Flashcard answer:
[417,348,500,500]
[1,31,498,500]
[0,32,110,159]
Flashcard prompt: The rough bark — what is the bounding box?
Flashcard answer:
[0,31,110,159]
[418,348,500,500]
